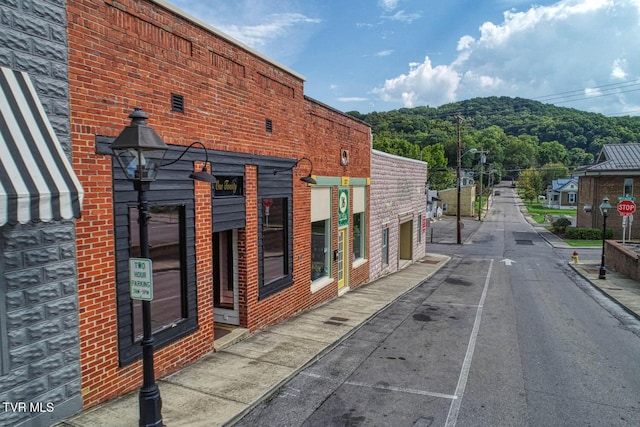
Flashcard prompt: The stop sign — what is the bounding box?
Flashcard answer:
[617,200,636,215]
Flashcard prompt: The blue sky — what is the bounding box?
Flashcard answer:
[164,0,640,116]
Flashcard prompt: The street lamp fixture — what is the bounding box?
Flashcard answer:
[273,157,317,185]
[110,107,216,427]
[598,196,611,279]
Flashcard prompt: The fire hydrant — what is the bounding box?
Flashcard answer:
[572,251,579,264]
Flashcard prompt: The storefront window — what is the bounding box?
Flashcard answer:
[130,205,186,340]
[382,228,389,266]
[353,212,365,261]
[311,220,330,281]
[262,198,287,284]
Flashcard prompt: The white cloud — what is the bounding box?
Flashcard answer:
[218,13,321,48]
[375,50,395,57]
[611,58,628,79]
[166,1,321,65]
[372,57,460,107]
[585,87,602,96]
[373,0,640,114]
[338,97,369,102]
[379,0,400,11]
[382,10,422,23]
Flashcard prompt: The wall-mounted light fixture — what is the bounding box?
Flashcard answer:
[161,141,217,184]
[273,157,317,185]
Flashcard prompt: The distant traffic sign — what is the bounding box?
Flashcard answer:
[617,200,636,216]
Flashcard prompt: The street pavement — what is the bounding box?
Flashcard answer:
[57,211,640,427]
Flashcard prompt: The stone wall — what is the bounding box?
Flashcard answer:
[0,223,82,426]
[0,0,82,425]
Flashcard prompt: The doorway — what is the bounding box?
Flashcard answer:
[213,229,239,325]
[337,227,348,292]
[399,220,413,269]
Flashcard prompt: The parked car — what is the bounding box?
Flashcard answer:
[495,190,501,196]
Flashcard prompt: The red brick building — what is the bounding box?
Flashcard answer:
[67,0,371,407]
[574,143,640,240]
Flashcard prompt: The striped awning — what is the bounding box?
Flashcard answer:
[0,67,84,225]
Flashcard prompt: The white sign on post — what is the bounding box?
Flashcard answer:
[129,258,153,301]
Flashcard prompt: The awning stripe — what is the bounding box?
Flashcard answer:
[0,66,84,225]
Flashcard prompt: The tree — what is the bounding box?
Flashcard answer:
[518,168,545,203]
[423,144,454,190]
[566,147,594,167]
[540,162,569,185]
[538,141,568,165]
[373,133,420,159]
[504,135,538,171]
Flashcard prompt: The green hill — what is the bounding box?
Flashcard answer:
[346,96,640,188]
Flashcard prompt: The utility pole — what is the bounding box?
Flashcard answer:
[478,152,486,222]
[455,113,463,244]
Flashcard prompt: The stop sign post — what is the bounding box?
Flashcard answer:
[617,199,636,216]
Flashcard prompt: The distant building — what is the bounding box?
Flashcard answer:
[574,143,640,239]
[438,185,476,217]
[545,177,578,209]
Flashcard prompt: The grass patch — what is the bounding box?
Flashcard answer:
[532,214,547,224]
[563,239,603,247]
[525,204,576,217]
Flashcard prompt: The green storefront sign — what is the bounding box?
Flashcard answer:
[338,188,349,228]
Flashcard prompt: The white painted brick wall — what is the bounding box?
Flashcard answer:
[369,150,427,281]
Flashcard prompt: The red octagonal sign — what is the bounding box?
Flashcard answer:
[617,200,636,215]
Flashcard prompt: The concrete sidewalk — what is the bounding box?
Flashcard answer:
[57,253,452,427]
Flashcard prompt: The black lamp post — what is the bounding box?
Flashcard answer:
[111,108,216,427]
[111,107,166,427]
[599,196,611,280]
[273,157,317,184]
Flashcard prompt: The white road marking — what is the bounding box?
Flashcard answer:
[445,259,494,427]
[301,372,457,400]
[344,380,457,400]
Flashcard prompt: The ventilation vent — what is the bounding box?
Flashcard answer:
[265,118,273,133]
[171,94,184,113]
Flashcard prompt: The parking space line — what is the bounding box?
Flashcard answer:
[445,259,494,427]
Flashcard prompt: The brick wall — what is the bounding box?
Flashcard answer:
[370,150,427,281]
[604,240,640,280]
[577,176,640,240]
[304,99,371,293]
[67,0,371,407]
[0,0,82,425]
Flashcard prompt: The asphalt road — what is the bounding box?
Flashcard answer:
[236,186,640,427]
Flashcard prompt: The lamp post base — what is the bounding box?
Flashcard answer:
[598,266,606,279]
[139,385,163,427]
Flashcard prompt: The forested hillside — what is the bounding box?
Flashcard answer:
[347,97,640,190]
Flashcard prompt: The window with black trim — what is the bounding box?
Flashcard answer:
[624,178,634,198]
[353,212,365,261]
[382,227,389,266]
[130,205,186,340]
[262,198,287,284]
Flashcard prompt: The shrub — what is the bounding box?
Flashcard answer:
[552,218,572,233]
[565,227,614,240]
